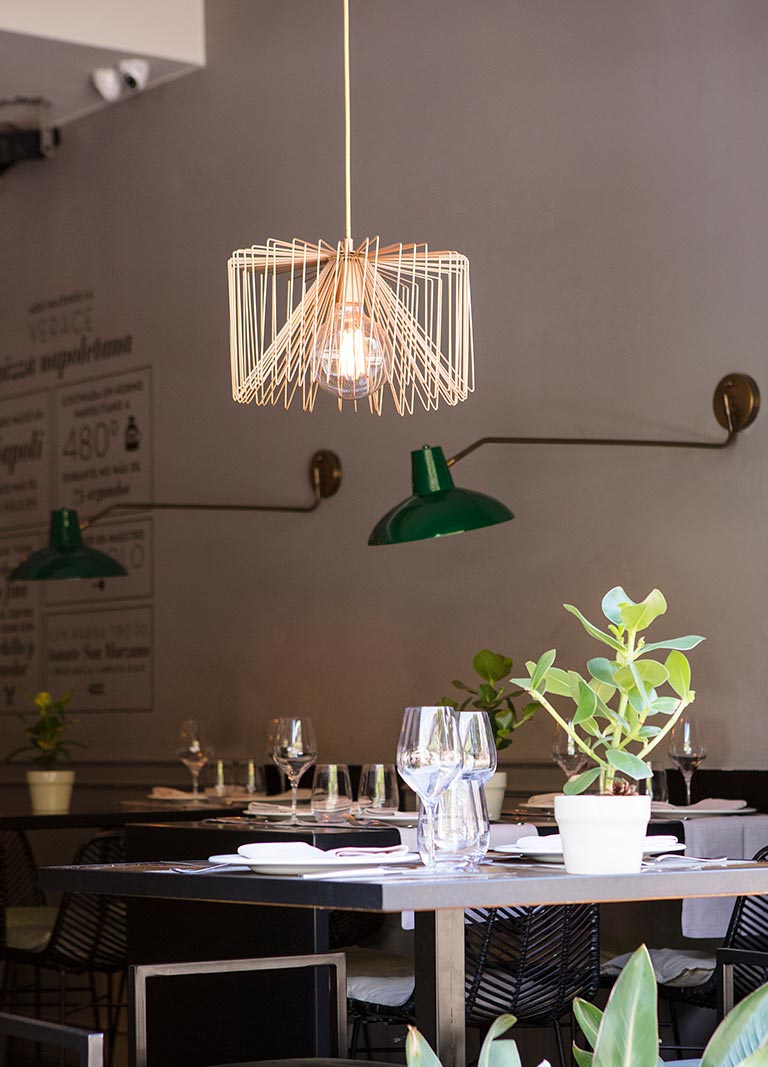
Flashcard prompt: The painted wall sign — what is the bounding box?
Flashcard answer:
[44,605,153,712]
[0,389,50,530]
[54,367,152,517]
[0,533,42,712]
[46,518,153,606]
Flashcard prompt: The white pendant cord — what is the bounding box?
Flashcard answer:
[343,0,352,243]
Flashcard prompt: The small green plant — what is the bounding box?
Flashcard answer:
[442,649,538,751]
[7,690,84,769]
[405,945,768,1067]
[510,587,704,795]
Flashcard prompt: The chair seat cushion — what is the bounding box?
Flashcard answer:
[345,946,414,1007]
[602,947,715,988]
[6,906,58,953]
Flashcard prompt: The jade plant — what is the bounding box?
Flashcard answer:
[442,649,539,751]
[7,690,84,769]
[510,587,704,795]
[405,945,768,1067]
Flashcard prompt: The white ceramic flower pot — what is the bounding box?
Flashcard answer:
[484,771,507,821]
[26,769,75,814]
[554,793,651,874]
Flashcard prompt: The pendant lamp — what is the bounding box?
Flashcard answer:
[369,374,760,545]
[228,0,474,416]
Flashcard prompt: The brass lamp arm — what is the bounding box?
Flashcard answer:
[80,449,342,530]
[446,374,758,467]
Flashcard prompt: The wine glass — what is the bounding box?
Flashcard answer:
[176,720,210,796]
[396,706,463,868]
[668,717,707,806]
[270,717,318,823]
[457,711,497,784]
[552,724,589,781]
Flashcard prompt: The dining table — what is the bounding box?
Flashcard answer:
[40,844,768,1067]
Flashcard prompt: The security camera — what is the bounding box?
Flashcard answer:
[118,58,150,92]
[91,67,121,102]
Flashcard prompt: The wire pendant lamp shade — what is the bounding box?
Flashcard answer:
[228,1,474,415]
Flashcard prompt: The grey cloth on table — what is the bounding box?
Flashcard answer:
[682,814,768,938]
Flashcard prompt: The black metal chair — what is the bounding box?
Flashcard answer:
[0,831,127,1067]
[660,844,768,1054]
[348,903,601,1067]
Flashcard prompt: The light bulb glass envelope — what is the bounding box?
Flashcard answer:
[368,445,514,546]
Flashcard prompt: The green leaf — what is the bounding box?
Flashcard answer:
[564,767,601,794]
[666,650,691,699]
[701,982,768,1067]
[573,1048,594,1067]
[574,681,597,725]
[587,658,618,686]
[634,660,669,688]
[593,946,658,1067]
[531,650,556,692]
[544,667,573,697]
[477,683,500,707]
[639,635,705,654]
[650,697,679,715]
[509,677,532,689]
[478,1014,520,1067]
[574,998,603,1050]
[494,709,514,731]
[451,680,473,692]
[619,589,668,633]
[405,1027,444,1067]
[519,702,539,723]
[638,725,661,738]
[589,679,618,705]
[563,604,624,651]
[473,650,513,685]
[613,666,635,691]
[627,687,651,714]
[606,749,651,781]
[601,586,634,625]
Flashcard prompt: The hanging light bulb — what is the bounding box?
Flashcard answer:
[312,246,393,400]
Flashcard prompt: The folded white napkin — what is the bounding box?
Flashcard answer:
[245,802,297,815]
[236,842,410,864]
[652,798,747,812]
[525,793,561,807]
[149,787,199,800]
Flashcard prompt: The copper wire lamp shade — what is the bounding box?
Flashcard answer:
[227,0,474,416]
[369,374,760,545]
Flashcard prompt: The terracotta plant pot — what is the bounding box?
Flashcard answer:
[554,792,651,874]
[26,769,75,814]
[484,770,507,821]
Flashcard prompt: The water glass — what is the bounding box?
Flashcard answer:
[396,706,463,868]
[311,763,353,823]
[552,724,589,780]
[640,764,669,804]
[270,717,318,823]
[418,779,489,870]
[358,763,400,813]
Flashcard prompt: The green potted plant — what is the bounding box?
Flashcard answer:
[405,944,768,1067]
[510,587,703,873]
[443,650,538,819]
[8,690,82,813]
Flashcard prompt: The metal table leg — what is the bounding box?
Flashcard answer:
[414,909,465,1067]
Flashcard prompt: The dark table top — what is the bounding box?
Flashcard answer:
[0,800,245,830]
[40,857,768,914]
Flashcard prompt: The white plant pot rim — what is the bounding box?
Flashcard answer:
[555,792,651,874]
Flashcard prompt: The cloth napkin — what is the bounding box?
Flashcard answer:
[525,793,560,807]
[653,798,748,813]
[245,802,297,815]
[149,787,203,800]
[236,841,410,864]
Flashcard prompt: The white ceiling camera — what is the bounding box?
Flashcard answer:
[91,67,121,102]
[118,58,150,92]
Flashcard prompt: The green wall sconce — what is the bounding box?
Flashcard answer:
[8,450,343,581]
[368,373,760,546]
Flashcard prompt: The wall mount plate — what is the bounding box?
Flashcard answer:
[714,373,760,431]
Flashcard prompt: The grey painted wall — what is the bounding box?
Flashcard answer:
[0,0,765,775]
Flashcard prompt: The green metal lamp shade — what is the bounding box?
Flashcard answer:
[368,445,514,546]
[8,509,128,581]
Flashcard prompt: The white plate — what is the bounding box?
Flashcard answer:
[244,807,315,820]
[493,839,685,864]
[207,852,419,875]
[653,806,757,817]
[352,810,418,825]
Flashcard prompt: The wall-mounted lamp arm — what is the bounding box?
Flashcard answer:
[80,450,340,530]
[446,374,758,467]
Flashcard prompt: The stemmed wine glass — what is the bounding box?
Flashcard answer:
[668,716,707,806]
[270,717,318,824]
[552,724,589,781]
[396,706,463,868]
[176,720,210,796]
